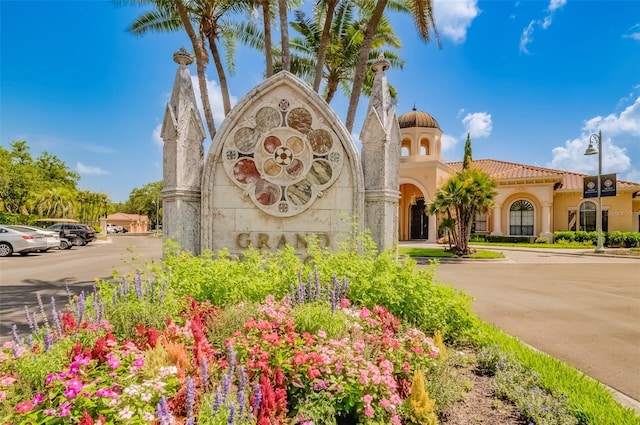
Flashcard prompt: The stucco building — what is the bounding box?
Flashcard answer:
[397,108,640,242]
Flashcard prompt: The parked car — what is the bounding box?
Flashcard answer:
[0,225,49,257]
[46,223,97,246]
[106,223,124,234]
[3,225,61,252]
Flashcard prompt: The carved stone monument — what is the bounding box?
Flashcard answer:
[162,49,400,255]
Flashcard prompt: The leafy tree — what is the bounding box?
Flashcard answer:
[345,0,440,132]
[124,181,163,227]
[429,168,497,255]
[289,2,403,104]
[31,187,77,218]
[462,132,472,170]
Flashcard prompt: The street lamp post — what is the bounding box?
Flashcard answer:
[584,130,605,253]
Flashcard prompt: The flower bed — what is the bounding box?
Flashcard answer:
[1,275,450,424]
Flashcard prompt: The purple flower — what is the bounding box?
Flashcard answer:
[37,292,49,328]
[227,403,236,424]
[252,383,262,413]
[200,358,210,392]
[156,396,173,425]
[44,328,52,352]
[185,376,195,419]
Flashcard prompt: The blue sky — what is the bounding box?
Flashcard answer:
[1,0,639,203]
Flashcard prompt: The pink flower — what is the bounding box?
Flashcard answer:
[317,330,326,338]
[360,307,371,319]
[106,352,121,369]
[379,398,392,409]
[64,378,83,399]
[59,401,72,417]
[364,405,374,417]
[402,362,410,374]
[379,359,393,374]
[0,390,5,402]
[339,298,351,308]
[1,376,16,386]
[15,400,34,413]
[363,394,373,404]
[353,340,365,352]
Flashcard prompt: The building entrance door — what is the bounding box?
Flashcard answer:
[410,198,428,240]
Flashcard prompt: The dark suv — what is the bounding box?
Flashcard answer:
[46,223,97,246]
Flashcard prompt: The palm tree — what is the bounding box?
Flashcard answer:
[429,168,497,255]
[344,0,440,132]
[312,0,341,92]
[32,187,76,219]
[126,0,227,138]
[278,0,291,71]
[289,3,403,104]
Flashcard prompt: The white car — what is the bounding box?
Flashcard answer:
[107,223,124,233]
[0,225,49,257]
[4,225,61,251]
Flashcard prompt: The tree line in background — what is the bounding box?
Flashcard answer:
[125,0,440,139]
[0,141,162,228]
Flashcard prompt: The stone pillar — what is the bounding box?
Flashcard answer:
[428,214,437,242]
[540,203,553,240]
[492,204,503,235]
[360,55,401,252]
[160,48,205,255]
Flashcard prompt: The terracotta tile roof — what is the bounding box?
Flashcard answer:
[107,213,149,221]
[447,159,640,191]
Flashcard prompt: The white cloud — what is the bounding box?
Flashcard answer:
[77,162,110,176]
[623,23,640,41]
[462,112,492,138]
[583,96,640,137]
[433,0,480,44]
[152,122,163,149]
[519,0,566,54]
[441,133,458,152]
[191,75,237,125]
[152,75,238,147]
[548,95,639,177]
[548,136,630,176]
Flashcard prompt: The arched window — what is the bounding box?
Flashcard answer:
[420,139,430,155]
[580,201,596,232]
[401,140,411,157]
[509,200,534,236]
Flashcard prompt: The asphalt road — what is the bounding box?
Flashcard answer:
[430,248,640,403]
[1,237,639,405]
[0,234,163,339]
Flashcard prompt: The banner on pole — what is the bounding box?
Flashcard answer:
[583,174,616,198]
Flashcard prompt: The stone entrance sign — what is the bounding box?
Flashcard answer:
[162,49,400,255]
[202,72,363,253]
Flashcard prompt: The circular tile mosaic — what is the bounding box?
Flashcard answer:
[222,102,344,216]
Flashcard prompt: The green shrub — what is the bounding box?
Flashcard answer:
[554,231,575,243]
[292,302,349,339]
[608,230,625,246]
[535,236,550,244]
[486,235,531,243]
[624,232,640,248]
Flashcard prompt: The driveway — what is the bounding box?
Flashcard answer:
[421,245,640,404]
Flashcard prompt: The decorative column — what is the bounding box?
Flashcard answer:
[540,203,553,240]
[160,48,205,254]
[491,204,503,235]
[360,55,401,252]
[428,214,437,242]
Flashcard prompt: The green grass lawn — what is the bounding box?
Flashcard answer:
[469,241,595,249]
[399,246,504,259]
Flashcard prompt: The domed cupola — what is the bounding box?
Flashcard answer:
[398,106,440,129]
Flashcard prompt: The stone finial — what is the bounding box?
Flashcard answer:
[173,47,193,66]
[371,54,390,73]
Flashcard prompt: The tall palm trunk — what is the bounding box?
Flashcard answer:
[206,34,232,115]
[313,0,339,92]
[261,1,274,77]
[344,0,388,133]
[174,0,217,139]
[278,0,290,72]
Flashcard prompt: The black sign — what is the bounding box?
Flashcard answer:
[583,173,616,198]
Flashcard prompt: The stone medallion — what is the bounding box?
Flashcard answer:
[222,101,344,217]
